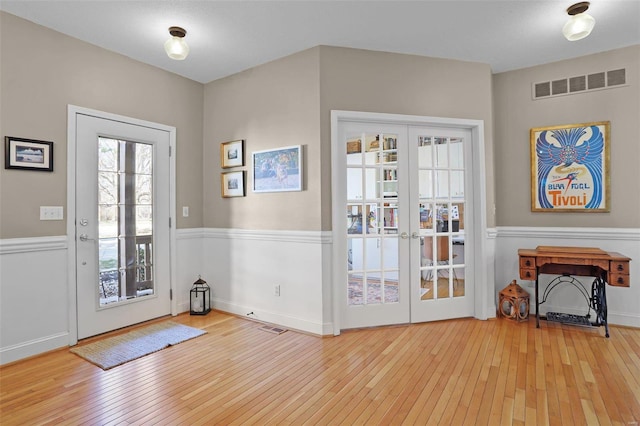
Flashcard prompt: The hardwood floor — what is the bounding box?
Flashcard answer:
[1,312,639,425]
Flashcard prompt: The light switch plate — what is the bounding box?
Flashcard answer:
[182,206,189,217]
[40,206,64,220]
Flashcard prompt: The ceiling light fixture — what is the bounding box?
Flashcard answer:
[164,26,189,60]
[562,2,595,41]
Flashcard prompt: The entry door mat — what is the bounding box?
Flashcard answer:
[546,312,593,327]
[70,321,206,370]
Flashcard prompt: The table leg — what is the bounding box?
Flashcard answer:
[535,270,540,328]
[591,274,609,338]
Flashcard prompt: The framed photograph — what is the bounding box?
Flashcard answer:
[220,139,244,168]
[221,170,245,197]
[5,136,54,171]
[252,145,302,193]
[530,121,610,212]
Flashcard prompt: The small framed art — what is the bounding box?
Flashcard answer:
[252,145,302,193]
[221,170,245,197]
[220,139,244,168]
[5,136,54,171]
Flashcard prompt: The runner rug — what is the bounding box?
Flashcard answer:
[70,321,206,370]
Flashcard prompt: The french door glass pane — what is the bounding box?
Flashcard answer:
[346,132,399,307]
[98,137,154,306]
[416,134,466,302]
[450,138,464,168]
[347,169,363,200]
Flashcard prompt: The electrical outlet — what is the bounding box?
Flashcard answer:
[274,285,280,296]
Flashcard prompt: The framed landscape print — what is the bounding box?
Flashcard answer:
[530,121,610,212]
[252,145,302,193]
[5,136,54,171]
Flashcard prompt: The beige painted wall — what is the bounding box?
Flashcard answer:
[493,45,640,227]
[318,46,496,229]
[0,12,204,239]
[203,46,495,231]
[203,47,321,230]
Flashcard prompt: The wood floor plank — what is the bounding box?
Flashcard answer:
[1,312,639,425]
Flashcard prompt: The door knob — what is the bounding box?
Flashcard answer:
[411,232,419,239]
[79,234,95,242]
[400,232,409,239]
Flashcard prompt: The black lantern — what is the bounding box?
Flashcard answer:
[190,276,211,315]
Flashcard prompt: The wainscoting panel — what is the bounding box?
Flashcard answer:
[175,229,205,313]
[201,228,333,335]
[0,236,70,365]
[496,227,640,328]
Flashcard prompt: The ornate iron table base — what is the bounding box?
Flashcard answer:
[537,274,609,337]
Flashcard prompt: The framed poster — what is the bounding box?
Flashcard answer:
[530,121,610,212]
[252,145,302,193]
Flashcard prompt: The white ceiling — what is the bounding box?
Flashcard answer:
[2,1,639,84]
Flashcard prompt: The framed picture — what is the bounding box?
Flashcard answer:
[220,139,244,168]
[530,121,610,212]
[221,170,245,197]
[252,145,302,193]
[5,136,54,171]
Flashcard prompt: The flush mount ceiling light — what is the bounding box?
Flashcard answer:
[562,2,596,41]
[164,26,189,60]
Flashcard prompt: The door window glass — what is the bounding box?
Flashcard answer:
[346,132,400,306]
[417,135,465,300]
[98,137,154,306]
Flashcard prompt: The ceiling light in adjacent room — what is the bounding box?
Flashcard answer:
[164,26,189,60]
[562,2,595,41]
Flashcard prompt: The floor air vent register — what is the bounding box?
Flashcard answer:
[259,325,288,335]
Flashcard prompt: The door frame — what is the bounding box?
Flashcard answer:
[331,110,489,335]
[66,105,177,345]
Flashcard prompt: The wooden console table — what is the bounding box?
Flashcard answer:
[517,246,630,337]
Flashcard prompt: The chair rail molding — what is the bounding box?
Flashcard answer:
[0,235,68,254]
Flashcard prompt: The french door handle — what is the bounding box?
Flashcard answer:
[411,232,419,239]
[78,233,95,242]
[400,232,409,239]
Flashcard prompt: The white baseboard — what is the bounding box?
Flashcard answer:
[212,298,332,336]
[0,332,69,365]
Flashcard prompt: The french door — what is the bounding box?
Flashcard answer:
[74,112,172,339]
[408,126,474,323]
[337,119,474,329]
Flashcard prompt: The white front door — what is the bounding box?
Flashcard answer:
[335,116,479,330]
[75,112,172,339]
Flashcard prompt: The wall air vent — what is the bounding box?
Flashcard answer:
[552,79,568,95]
[588,72,606,89]
[607,68,626,86]
[532,68,627,100]
[535,82,551,98]
[569,76,586,92]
